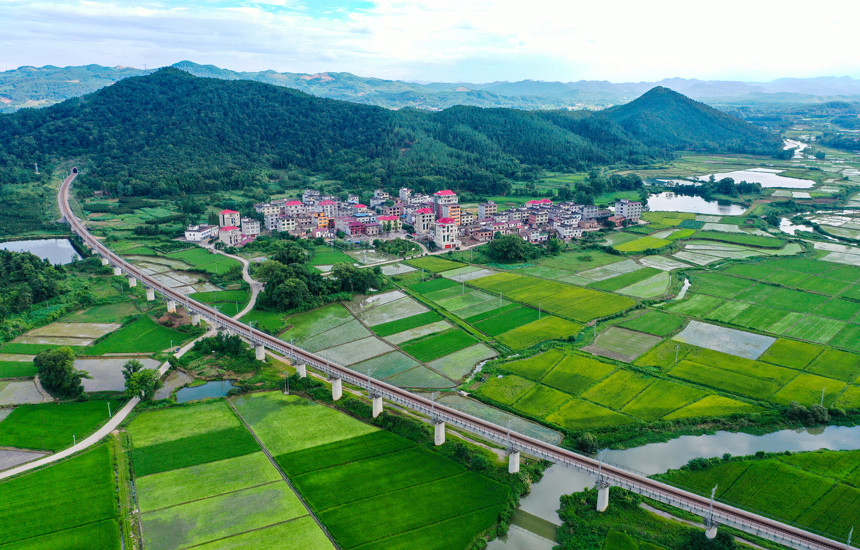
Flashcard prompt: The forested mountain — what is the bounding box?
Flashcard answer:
[0,69,779,199]
[3,61,860,114]
[602,87,782,154]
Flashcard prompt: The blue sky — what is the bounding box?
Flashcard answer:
[0,0,857,82]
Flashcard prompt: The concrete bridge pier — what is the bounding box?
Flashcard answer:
[331,378,342,401]
[167,300,176,313]
[508,450,520,474]
[113,267,122,276]
[596,481,610,512]
[191,313,200,326]
[128,276,137,288]
[705,524,718,540]
[434,420,446,446]
[296,364,307,378]
[100,257,109,266]
[371,395,383,418]
[146,288,155,301]
[255,345,266,361]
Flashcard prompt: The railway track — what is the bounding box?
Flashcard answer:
[59,171,851,550]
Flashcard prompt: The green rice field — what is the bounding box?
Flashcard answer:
[406,256,464,272]
[658,449,860,542]
[166,247,241,275]
[0,400,123,451]
[0,444,121,549]
[86,316,188,354]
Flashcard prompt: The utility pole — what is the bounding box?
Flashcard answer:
[108,402,112,418]
[821,386,826,407]
[706,484,718,530]
[34,162,39,175]
[538,303,541,320]
[846,526,853,549]
[675,344,680,365]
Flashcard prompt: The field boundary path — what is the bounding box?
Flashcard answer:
[228,399,339,549]
[204,244,263,319]
[0,329,214,481]
[55,171,850,550]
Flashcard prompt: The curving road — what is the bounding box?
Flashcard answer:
[58,172,848,550]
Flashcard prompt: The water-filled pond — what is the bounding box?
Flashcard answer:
[646,193,747,215]
[0,239,79,264]
[706,169,814,189]
[175,380,236,403]
[489,424,860,547]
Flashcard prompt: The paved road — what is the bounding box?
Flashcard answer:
[0,329,213,481]
[54,172,848,550]
[204,245,263,319]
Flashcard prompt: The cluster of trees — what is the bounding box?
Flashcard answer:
[0,250,65,316]
[486,234,563,263]
[0,69,775,202]
[670,176,762,200]
[35,347,87,398]
[254,240,383,311]
[372,238,419,257]
[122,359,162,400]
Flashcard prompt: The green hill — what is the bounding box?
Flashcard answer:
[0,70,778,199]
[603,86,782,154]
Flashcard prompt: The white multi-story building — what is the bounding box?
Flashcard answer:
[184,224,216,242]
[478,201,497,219]
[219,209,241,228]
[264,213,280,231]
[218,226,242,246]
[318,200,339,219]
[241,218,260,236]
[412,207,435,234]
[254,203,281,217]
[581,205,599,219]
[283,200,305,216]
[399,187,412,201]
[434,218,461,249]
[615,199,643,221]
[273,217,297,232]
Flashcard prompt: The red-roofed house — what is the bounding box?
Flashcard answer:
[284,200,305,216]
[318,199,339,218]
[411,207,435,234]
[433,189,458,222]
[351,203,368,214]
[219,210,240,228]
[434,218,460,249]
[219,226,242,246]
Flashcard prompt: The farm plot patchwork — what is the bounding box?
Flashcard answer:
[617,310,685,337]
[129,401,330,550]
[673,320,775,360]
[405,256,464,272]
[166,247,241,275]
[0,444,121,549]
[86,316,188,355]
[242,392,509,550]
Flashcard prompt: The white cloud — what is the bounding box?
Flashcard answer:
[0,0,857,81]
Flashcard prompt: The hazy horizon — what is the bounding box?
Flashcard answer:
[1,0,857,83]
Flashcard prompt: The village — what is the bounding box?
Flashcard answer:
[184,187,643,250]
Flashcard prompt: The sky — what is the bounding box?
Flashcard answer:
[0,0,858,83]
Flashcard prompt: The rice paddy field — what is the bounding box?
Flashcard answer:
[0,443,122,549]
[85,315,189,355]
[666,256,860,351]
[657,449,860,543]
[476,347,759,432]
[237,392,510,550]
[0,400,124,451]
[128,400,333,550]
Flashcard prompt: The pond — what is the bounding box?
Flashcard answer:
[779,217,815,236]
[706,169,814,189]
[0,238,79,265]
[175,380,237,403]
[646,193,747,215]
[490,424,860,547]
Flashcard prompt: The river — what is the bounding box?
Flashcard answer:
[488,424,860,548]
[646,192,747,215]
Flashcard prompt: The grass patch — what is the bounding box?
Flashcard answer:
[545,399,634,430]
[135,452,279,512]
[131,426,260,477]
[617,310,685,337]
[543,354,616,395]
[496,316,582,349]
[401,330,479,362]
[759,339,824,369]
[405,256,464,273]
[478,375,536,405]
[0,400,122,451]
[233,392,376,455]
[513,385,570,417]
[372,311,443,337]
[87,316,187,354]
[0,444,120,548]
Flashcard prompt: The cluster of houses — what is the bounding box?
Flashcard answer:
[184,186,642,249]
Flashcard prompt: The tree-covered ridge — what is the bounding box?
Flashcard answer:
[0,69,778,198]
[0,249,65,315]
[603,86,783,155]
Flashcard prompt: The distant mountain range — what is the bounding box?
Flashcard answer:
[0,69,781,205]
[2,61,860,114]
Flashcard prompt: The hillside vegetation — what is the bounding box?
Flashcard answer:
[0,69,779,199]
